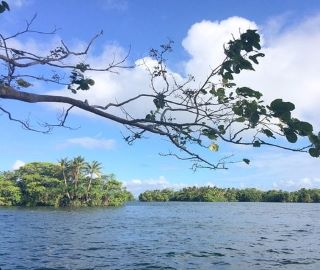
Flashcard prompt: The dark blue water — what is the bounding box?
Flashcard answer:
[0,202,319,270]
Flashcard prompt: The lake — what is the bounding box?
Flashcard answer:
[0,202,319,269]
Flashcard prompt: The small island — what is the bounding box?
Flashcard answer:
[2,157,320,207]
[139,186,320,203]
[0,156,133,207]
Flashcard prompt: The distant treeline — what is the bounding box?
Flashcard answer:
[139,186,320,203]
[0,157,133,207]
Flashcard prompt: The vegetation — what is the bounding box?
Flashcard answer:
[139,186,320,203]
[0,2,319,170]
[0,157,133,207]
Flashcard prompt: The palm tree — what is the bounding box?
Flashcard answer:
[85,160,102,201]
[58,158,70,199]
[70,156,86,199]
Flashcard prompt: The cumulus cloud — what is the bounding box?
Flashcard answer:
[12,160,25,170]
[7,14,320,190]
[273,178,320,191]
[123,176,189,196]
[182,17,258,82]
[181,15,320,127]
[47,50,184,121]
[215,150,320,191]
[123,176,220,196]
[236,15,320,125]
[61,137,116,150]
[46,14,320,129]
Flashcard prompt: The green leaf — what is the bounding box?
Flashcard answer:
[309,134,319,145]
[2,1,9,10]
[270,99,296,122]
[253,141,261,147]
[262,129,275,138]
[225,82,236,88]
[290,120,313,135]
[270,99,295,113]
[204,129,217,140]
[145,113,155,121]
[243,158,250,164]
[16,79,32,88]
[309,148,320,158]
[238,59,255,71]
[200,89,207,94]
[236,87,262,99]
[222,72,233,80]
[87,79,95,86]
[216,88,225,97]
[0,4,5,13]
[248,53,265,64]
[76,63,89,72]
[249,112,260,125]
[218,125,226,134]
[284,128,298,143]
[235,117,246,122]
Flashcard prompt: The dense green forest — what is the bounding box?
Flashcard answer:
[139,186,320,203]
[0,157,133,207]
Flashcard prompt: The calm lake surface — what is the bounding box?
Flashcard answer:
[0,202,320,270]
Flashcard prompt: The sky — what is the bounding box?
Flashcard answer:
[1,0,320,196]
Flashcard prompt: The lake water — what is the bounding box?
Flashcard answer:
[0,202,319,270]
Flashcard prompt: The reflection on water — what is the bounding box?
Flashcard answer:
[0,202,320,269]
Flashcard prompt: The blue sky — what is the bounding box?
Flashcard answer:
[1,0,320,195]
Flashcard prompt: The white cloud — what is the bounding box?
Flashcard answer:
[181,15,320,127]
[47,52,185,121]
[212,150,320,191]
[62,137,116,150]
[5,15,320,187]
[236,15,320,126]
[273,177,320,191]
[182,17,258,82]
[48,15,320,129]
[123,176,189,196]
[123,176,220,196]
[12,160,25,170]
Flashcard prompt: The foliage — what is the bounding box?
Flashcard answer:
[0,158,133,207]
[0,4,319,170]
[0,1,9,14]
[0,174,21,206]
[139,186,320,203]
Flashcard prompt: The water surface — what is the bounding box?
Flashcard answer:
[0,202,319,269]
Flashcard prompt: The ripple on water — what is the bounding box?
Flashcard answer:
[0,202,320,270]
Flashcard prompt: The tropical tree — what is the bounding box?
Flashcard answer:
[58,157,71,200]
[0,3,319,170]
[85,160,102,202]
[101,174,132,206]
[139,186,320,203]
[13,162,63,206]
[69,156,86,200]
[0,158,133,207]
[0,176,21,206]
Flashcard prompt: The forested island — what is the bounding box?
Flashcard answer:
[139,186,320,203]
[0,157,133,207]
[2,157,319,207]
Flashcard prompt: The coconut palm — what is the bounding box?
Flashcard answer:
[85,160,102,201]
[70,156,86,199]
[58,158,70,199]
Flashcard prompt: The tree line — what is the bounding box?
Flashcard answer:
[139,186,320,203]
[0,157,133,207]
